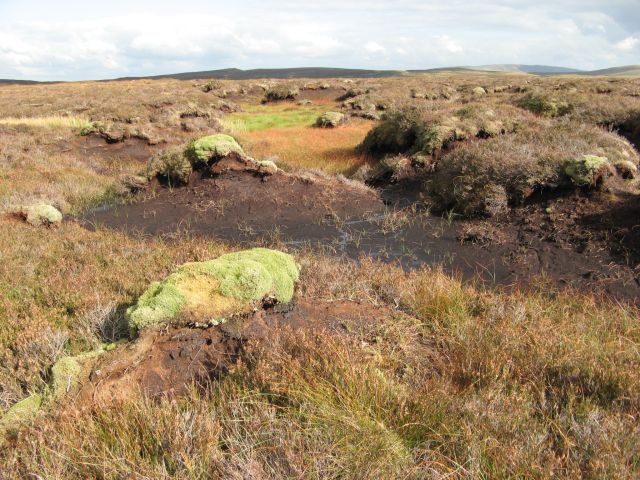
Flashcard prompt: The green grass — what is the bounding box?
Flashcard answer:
[221,103,325,133]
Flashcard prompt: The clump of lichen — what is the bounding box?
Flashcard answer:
[126,248,300,335]
[257,160,278,175]
[51,356,84,398]
[263,85,300,102]
[564,155,613,187]
[23,203,63,226]
[0,394,42,436]
[79,120,109,136]
[185,134,245,168]
[51,350,104,399]
[315,111,345,128]
[517,93,572,117]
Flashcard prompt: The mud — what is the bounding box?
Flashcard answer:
[57,135,157,165]
[74,299,398,405]
[81,169,640,302]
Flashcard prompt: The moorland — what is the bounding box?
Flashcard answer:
[0,71,639,478]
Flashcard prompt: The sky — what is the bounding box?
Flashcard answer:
[0,0,638,81]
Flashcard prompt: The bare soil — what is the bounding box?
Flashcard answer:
[56,135,158,165]
[73,299,403,406]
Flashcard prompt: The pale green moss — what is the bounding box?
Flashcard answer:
[51,350,104,398]
[185,134,245,168]
[179,248,299,302]
[126,282,186,335]
[518,93,571,117]
[565,155,611,186]
[315,111,345,128]
[127,248,300,335]
[24,203,62,226]
[51,356,83,397]
[0,394,42,435]
[257,160,278,175]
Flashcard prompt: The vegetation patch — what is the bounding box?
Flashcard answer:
[185,134,245,168]
[126,248,300,335]
[428,122,638,216]
[0,115,92,130]
[358,104,522,159]
[0,394,42,436]
[315,111,345,128]
[263,84,300,102]
[517,92,572,117]
[147,148,192,185]
[222,104,324,132]
[238,120,373,174]
[564,155,612,187]
[20,203,63,227]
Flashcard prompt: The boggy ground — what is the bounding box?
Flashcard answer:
[72,299,401,406]
[83,164,640,302]
[2,73,640,478]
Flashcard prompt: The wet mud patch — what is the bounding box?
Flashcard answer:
[297,88,345,104]
[81,169,640,302]
[73,299,400,405]
[57,135,157,165]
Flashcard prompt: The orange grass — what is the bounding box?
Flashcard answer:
[237,119,374,174]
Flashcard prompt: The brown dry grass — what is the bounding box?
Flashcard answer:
[0,74,639,478]
[238,120,374,174]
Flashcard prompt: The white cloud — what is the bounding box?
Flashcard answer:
[365,41,386,54]
[434,35,463,54]
[0,1,638,80]
[615,35,639,51]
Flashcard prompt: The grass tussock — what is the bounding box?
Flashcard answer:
[3,257,639,478]
[0,115,92,130]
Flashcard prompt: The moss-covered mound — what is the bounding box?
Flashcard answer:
[357,105,522,158]
[428,122,638,217]
[256,159,278,175]
[51,356,84,398]
[50,349,105,399]
[0,394,42,436]
[126,248,300,335]
[517,93,572,117]
[565,155,613,187]
[264,85,300,102]
[472,86,487,97]
[23,203,63,226]
[147,148,192,185]
[185,134,245,168]
[315,111,345,128]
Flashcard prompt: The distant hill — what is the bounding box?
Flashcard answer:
[114,67,403,81]
[472,64,584,74]
[0,79,44,85]
[580,65,640,76]
[1,65,639,84]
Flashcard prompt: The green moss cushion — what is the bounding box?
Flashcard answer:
[126,248,300,335]
[185,134,245,167]
[565,155,611,186]
[25,203,62,226]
